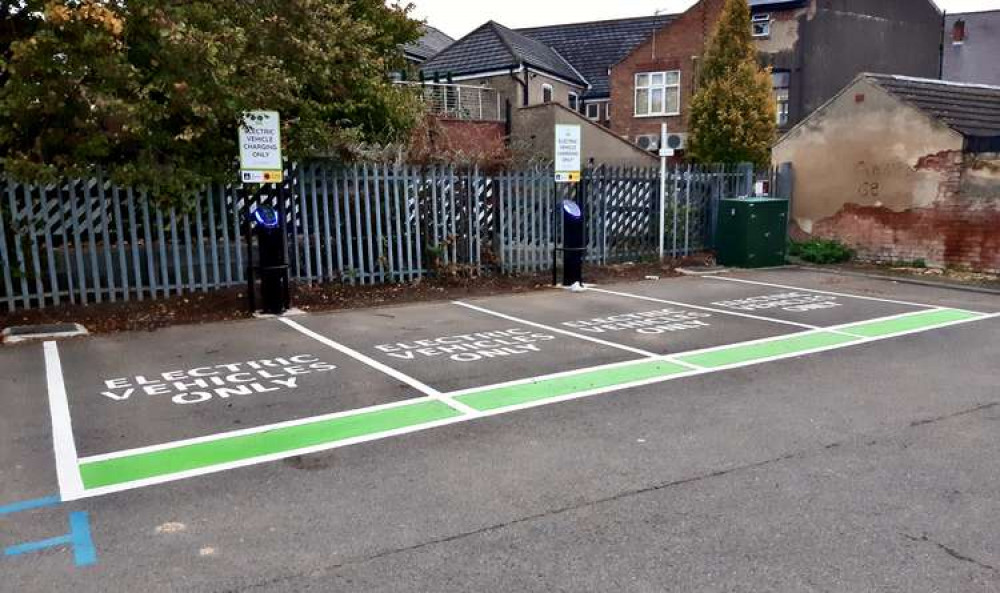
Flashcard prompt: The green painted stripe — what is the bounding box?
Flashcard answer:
[455,360,691,412]
[79,400,461,489]
[677,331,857,368]
[837,308,982,338]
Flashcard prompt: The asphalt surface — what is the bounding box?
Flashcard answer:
[1,269,998,592]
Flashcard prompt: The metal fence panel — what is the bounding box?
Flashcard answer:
[0,161,774,311]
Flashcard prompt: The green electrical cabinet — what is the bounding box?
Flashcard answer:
[716,198,789,268]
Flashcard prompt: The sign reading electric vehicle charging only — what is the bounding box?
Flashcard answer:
[554,124,581,183]
[239,110,283,184]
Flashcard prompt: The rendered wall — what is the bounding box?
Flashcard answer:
[774,78,1000,272]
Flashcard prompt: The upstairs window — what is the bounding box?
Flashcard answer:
[952,20,966,44]
[752,13,771,38]
[635,71,680,117]
[569,92,579,111]
[586,103,600,120]
[542,83,553,103]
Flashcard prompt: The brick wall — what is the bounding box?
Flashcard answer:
[809,151,1000,273]
[608,0,725,141]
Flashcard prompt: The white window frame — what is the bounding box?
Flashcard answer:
[752,14,771,38]
[568,92,579,111]
[634,71,680,117]
[541,83,553,103]
[586,103,601,120]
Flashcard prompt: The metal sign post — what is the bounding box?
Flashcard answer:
[658,123,671,261]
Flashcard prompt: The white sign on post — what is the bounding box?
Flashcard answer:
[239,110,283,184]
[554,124,581,183]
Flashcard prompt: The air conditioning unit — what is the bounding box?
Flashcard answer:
[636,134,660,151]
[664,133,688,151]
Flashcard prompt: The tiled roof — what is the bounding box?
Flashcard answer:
[866,74,1000,138]
[517,15,676,99]
[403,25,455,62]
[420,21,587,86]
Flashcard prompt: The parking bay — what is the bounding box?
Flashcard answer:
[43,275,991,498]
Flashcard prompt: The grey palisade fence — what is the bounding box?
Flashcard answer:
[0,161,765,312]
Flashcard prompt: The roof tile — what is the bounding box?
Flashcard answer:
[866,74,1000,138]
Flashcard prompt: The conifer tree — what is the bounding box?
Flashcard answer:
[688,0,776,166]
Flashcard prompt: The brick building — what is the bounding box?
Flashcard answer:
[943,10,1000,86]
[609,0,942,152]
[773,74,1000,272]
[752,0,942,133]
[607,0,726,151]
[516,16,675,127]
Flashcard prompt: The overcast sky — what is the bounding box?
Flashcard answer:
[410,0,1000,38]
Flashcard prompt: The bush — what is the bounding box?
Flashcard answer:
[789,239,854,264]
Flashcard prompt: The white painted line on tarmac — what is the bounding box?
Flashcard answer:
[453,300,661,358]
[77,395,438,464]
[705,275,984,312]
[588,287,821,330]
[444,357,662,398]
[655,328,819,359]
[43,341,85,502]
[73,312,999,499]
[833,312,1000,341]
[277,317,479,416]
[76,414,471,500]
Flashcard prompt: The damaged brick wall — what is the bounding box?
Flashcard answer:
[809,150,1000,273]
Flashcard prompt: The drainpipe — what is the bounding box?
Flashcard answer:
[509,63,528,107]
[939,10,946,79]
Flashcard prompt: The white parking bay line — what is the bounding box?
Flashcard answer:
[588,287,821,330]
[705,275,960,310]
[277,317,479,416]
[43,341,85,502]
[453,300,665,360]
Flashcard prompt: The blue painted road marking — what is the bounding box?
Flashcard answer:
[0,495,62,516]
[4,511,96,567]
[1,496,97,568]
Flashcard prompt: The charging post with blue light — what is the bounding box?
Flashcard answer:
[239,110,290,314]
[552,124,585,286]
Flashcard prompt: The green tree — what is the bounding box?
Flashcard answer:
[688,0,776,167]
[0,0,422,205]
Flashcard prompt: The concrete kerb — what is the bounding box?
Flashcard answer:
[794,264,1000,296]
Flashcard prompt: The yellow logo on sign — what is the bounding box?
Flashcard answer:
[555,171,580,183]
[241,170,283,184]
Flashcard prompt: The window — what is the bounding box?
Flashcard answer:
[568,92,579,111]
[752,13,770,37]
[772,70,790,126]
[952,20,966,44]
[541,83,553,103]
[586,103,600,120]
[634,71,680,117]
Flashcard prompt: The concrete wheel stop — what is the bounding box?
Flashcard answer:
[2,323,89,345]
[676,265,729,276]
